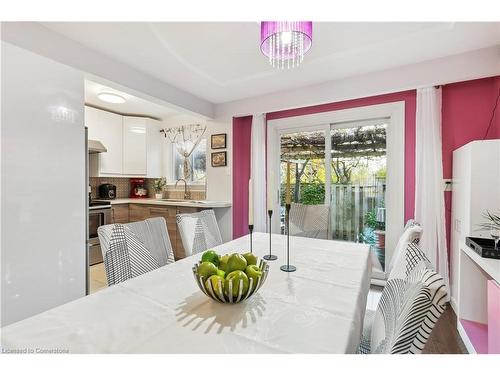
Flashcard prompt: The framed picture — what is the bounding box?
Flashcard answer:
[211,151,227,167]
[211,133,227,149]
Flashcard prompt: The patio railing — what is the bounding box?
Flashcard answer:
[330,181,385,242]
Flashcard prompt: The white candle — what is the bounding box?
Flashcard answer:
[248,179,254,226]
[267,172,274,211]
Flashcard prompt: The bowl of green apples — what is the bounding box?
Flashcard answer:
[193,250,270,303]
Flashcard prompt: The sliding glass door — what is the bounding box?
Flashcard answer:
[267,102,405,279]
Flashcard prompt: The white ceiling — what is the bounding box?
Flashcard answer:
[43,22,500,104]
[85,80,180,120]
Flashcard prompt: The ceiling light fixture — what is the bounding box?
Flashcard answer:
[260,21,313,69]
[97,92,126,104]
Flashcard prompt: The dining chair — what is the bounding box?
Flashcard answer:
[289,202,330,239]
[386,219,423,274]
[98,217,175,286]
[176,209,223,256]
[358,242,448,354]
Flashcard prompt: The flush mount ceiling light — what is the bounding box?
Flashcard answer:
[260,21,313,69]
[97,92,126,104]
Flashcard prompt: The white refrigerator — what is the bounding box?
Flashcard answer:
[450,140,500,309]
[1,42,86,326]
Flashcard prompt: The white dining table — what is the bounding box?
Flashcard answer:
[1,233,372,354]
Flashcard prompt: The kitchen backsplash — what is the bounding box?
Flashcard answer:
[90,177,206,200]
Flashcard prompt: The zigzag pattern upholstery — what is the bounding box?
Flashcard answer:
[358,242,448,354]
[176,209,223,256]
[98,217,175,286]
[289,202,330,239]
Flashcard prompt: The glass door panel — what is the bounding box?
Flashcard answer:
[330,119,388,270]
[279,130,326,233]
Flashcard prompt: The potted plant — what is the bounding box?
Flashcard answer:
[153,177,167,199]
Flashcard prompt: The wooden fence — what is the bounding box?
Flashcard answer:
[330,181,385,242]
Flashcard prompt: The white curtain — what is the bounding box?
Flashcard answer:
[415,87,450,291]
[251,113,267,232]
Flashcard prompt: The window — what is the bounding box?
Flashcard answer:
[172,138,207,184]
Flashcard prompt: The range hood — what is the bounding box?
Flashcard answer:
[88,139,107,154]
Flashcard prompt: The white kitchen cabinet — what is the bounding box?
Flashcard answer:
[85,106,123,175]
[146,118,163,178]
[123,116,147,175]
[86,106,164,178]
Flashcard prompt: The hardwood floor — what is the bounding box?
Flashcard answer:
[368,287,467,354]
[422,304,467,354]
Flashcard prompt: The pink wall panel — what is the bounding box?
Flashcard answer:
[232,115,253,239]
[442,76,500,251]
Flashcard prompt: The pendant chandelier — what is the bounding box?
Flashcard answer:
[260,21,313,69]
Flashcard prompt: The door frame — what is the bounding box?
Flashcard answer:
[267,101,405,268]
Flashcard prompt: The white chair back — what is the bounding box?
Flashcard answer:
[359,242,448,354]
[176,209,223,256]
[98,217,175,286]
[289,202,329,239]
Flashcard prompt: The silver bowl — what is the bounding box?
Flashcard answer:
[192,259,270,303]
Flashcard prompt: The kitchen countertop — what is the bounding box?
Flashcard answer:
[110,198,231,208]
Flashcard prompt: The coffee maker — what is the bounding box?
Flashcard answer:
[130,178,148,198]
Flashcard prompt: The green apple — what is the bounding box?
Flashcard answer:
[197,261,218,280]
[226,253,247,274]
[216,269,226,279]
[219,254,230,273]
[205,275,225,298]
[224,270,249,298]
[201,250,219,266]
[245,264,263,291]
[242,252,258,266]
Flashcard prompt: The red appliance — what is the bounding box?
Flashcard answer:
[130,178,148,198]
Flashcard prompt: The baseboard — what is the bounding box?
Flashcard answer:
[450,296,458,315]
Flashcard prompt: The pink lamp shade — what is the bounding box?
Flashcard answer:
[260,21,313,69]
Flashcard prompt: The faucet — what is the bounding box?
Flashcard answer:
[175,179,191,200]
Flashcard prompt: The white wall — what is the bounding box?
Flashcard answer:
[1,42,86,326]
[215,46,500,120]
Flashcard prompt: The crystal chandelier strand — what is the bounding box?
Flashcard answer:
[260,21,312,69]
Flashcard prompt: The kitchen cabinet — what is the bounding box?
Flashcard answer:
[129,204,150,222]
[146,119,163,178]
[111,204,129,224]
[86,106,123,175]
[86,106,163,177]
[123,117,147,175]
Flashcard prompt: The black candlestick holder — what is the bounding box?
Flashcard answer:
[280,203,296,272]
[248,224,254,253]
[263,210,277,261]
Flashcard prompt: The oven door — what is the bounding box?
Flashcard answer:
[88,208,110,265]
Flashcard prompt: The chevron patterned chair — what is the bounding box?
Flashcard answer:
[357,242,448,354]
[98,217,175,286]
[289,202,330,239]
[176,209,223,256]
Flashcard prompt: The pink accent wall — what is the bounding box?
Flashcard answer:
[441,76,500,251]
[232,115,253,239]
[267,91,417,222]
[231,76,500,253]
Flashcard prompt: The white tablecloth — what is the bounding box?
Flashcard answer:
[1,233,371,353]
